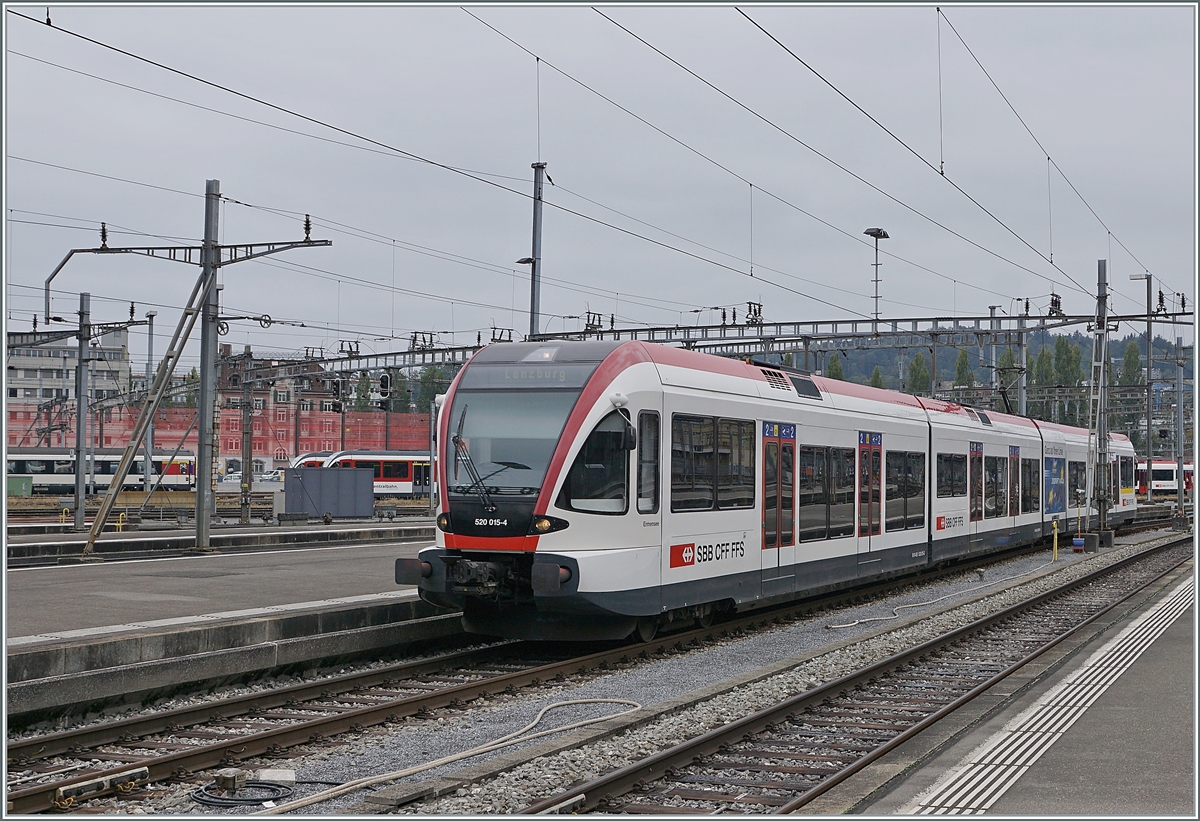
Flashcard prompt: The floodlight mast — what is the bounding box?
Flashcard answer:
[863,228,889,333]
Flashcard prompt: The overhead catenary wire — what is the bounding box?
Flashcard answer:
[466,8,1019,306]
[14,29,1026,328]
[934,8,1175,302]
[593,7,1091,298]
[736,7,1092,299]
[6,10,867,319]
[7,48,535,185]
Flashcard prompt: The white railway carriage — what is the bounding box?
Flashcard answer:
[6,447,196,494]
[396,341,1137,641]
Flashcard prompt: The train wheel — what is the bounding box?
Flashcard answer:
[635,617,658,643]
[696,609,714,629]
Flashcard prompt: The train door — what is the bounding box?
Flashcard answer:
[969,441,983,547]
[758,427,796,592]
[857,432,882,556]
[635,409,662,539]
[761,422,795,597]
[413,462,431,495]
[1008,447,1021,520]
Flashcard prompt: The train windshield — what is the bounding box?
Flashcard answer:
[446,389,580,499]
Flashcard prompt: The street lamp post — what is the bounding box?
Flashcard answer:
[863,228,889,332]
[1130,272,1153,504]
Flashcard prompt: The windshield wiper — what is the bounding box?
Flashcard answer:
[451,405,495,512]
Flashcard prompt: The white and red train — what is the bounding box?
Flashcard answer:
[6,447,196,494]
[396,341,1138,641]
[1136,460,1194,497]
[291,450,431,496]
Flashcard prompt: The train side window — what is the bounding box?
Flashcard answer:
[358,461,383,479]
[54,460,73,474]
[637,411,660,514]
[936,453,968,498]
[671,415,715,512]
[717,418,755,509]
[1119,457,1134,489]
[1021,458,1040,513]
[797,446,827,542]
[906,452,925,529]
[7,460,18,473]
[26,460,46,474]
[556,411,629,514]
[1068,460,1087,506]
[829,447,856,538]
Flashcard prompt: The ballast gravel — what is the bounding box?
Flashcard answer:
[52,532,1185,815]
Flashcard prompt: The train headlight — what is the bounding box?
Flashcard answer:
[436,512,452,532]
[529,515,569,534]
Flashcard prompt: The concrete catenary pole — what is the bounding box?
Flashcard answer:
[1018,308,1028,416]
[241,346,254,524]
[1177,336,1186,511]
[1094,260,1111,534]
[528,162,547,339]
[195,179,221,549]
[1131,272,1155,504]
[143,311,156,490]
[73,292,90,529]
[989,306,1000,391]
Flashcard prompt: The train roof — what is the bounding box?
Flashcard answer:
[470,340,1127,445]
[322,450,429,458]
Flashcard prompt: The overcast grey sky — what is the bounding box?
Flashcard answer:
[4,3,1196,376]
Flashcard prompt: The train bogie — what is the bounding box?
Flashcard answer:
[397,340,1140,642]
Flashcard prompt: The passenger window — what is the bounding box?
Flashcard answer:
[716,419,755,509]
[556,412,629,514]
[1021,458,1040,513]
[937,453,968,498]
[906,452,926,529]
[797,446,828,542]
[637,411,660,514]
[671,415,715,512]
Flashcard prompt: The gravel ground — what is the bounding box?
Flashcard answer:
[96,530,1186,816]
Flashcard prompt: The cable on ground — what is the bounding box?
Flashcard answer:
[828,559,1055,629]
[252,697,642,815]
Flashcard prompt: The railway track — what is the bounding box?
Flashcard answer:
[7,537,1185,813]
[519,536,1192,815]
[4,539,1076,814]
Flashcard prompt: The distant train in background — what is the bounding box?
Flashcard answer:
[290,450,431,497]
[1136,460,1193,496]
[6,447,196,494]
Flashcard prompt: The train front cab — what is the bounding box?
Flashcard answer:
[399,341,670,640]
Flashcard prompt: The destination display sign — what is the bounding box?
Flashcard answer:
[458,362,598,390]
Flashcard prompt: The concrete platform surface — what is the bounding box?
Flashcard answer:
[5,541,431,637]
[5,541,462,722]
[858,572,1195,817]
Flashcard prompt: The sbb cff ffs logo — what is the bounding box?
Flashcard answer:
[670,543,696,568]
[937,515,965,531]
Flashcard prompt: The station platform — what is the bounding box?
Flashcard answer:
[840,558,1195,817]
[5,540,457,725]
[4,518,434,564]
